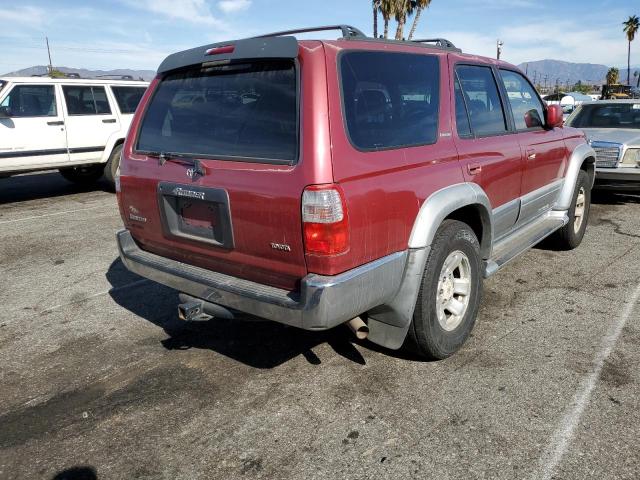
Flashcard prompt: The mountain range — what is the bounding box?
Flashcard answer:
[4,61,640,87]
[1,65,156,81]
[517,59,640,87]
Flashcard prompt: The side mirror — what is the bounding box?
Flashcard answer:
[524,109,543,128]
[545,104,563,128]
[0,106,11,118]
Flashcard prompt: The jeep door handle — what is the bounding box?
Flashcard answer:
[47,120,64,126]
[102,118,116,124]
[526,149,536,160]
[467,163,482,175]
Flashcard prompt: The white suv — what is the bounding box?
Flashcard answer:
[0,76,148,187]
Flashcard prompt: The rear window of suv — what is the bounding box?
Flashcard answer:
[136,60,298,163]
[340,51,440,150]
[111,86,146,114]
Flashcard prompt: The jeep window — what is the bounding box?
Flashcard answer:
[455,65,508,137]
[63,86,112,115]
[136,60,298,163]
[566,103,640,129]
[111,86,146,114]
[340,51,439,150]
[499,70,544,130]
[0,85,57,117]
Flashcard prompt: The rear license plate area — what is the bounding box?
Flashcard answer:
[158,182,234,248]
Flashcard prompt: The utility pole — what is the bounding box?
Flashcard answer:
[496,40,503,60]
[45,36,53,75]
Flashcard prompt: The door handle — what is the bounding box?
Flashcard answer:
[47,120,64,126]
[526,149,536,160]
[102,118,116,124]
[467,163,482,175]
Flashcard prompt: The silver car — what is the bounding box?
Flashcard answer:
[565,100,640,190]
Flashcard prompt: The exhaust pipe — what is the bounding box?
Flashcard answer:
[346,317,369,340]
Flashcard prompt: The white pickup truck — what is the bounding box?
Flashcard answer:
[0,76,148,187]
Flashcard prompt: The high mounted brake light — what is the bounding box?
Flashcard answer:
[206,45,235,56]
[302,185,349,256]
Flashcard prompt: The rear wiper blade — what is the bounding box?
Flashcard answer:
[143,151,205,177]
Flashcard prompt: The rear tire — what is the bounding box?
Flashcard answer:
[103,143,122,189]
[548,170,590,250]
[406,220,483,360]
[59,164,104,185]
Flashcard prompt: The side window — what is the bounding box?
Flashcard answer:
[63,86,112,115]
[455,65,508,137]
[340,51,440,150]
[111,86,146,114]
[499,70,544,130]
[0,85,57,117]
[454,76,472,138]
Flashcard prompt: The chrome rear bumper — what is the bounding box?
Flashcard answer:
[117,229,407,330]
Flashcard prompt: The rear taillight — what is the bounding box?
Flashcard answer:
[302,185,349,255]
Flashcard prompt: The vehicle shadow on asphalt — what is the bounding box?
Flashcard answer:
[591,190,640,205]
[0,172,113,204]
[50,466,97,480]
[105,258,421,368]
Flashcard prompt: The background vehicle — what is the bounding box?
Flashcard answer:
[566,100,640,190]
[0,76,148,187]
[116,25,595,359]
[601,84,640,100]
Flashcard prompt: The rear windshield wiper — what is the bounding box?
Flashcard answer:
[142,151,205,177]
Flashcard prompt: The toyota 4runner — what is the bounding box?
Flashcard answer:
[116,25,595,359]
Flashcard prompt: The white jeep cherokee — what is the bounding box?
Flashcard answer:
[0,76,148,187]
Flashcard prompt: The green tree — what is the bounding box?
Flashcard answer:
[372,0,381,38]
[623,15,639,85]
[572,81,591,94]
[407,0,431,40]
[394,0,415,40]
[606,67,620,85]
[49,69,67,78]
[379,0,397,39]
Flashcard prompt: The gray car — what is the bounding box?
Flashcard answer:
[566,100,640,190]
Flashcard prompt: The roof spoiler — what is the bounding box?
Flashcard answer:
[156,25,365,75]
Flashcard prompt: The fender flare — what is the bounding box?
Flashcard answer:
[408,182,493,259]
[554,142,596,211]
[100,134,125,164]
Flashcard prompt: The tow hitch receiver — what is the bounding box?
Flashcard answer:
[178,300,212,322]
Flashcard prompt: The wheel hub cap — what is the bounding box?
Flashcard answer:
[436,250,472,331]
[574,187,586,233]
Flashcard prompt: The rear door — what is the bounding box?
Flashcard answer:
[497,69,567,226]
[451,61,523,239]
[0,83,68,172]
[62,84,120,163]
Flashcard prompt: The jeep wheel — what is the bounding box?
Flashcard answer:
[548,169,590,250]
[103,143,123,189]
[406,220,482,359]
[59,165,104,185]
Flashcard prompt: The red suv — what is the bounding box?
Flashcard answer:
[116,25,595,359]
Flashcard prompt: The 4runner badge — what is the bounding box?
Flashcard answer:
[173,187,205,200]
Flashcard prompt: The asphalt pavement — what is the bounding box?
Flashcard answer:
[0,172,639,480]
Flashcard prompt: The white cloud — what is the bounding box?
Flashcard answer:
[125,0,225,26]
[0,6,47,28]
[218,0,252,14]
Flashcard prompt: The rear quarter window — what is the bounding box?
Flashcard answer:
[111,86,146,114]
[339,51,440,151]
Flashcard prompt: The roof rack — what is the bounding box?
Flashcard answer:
[95,74,137,80]
[411,38,458,50]
[254,25,367,40]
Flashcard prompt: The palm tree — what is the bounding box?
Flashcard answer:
[379,0,396,39]
[394,0,415,40]
[623,16,640,85]
[373,0,381,38]
[407,0,431,40]
[606,67,619,85]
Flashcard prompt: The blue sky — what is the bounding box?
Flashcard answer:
[0,0,638,74]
